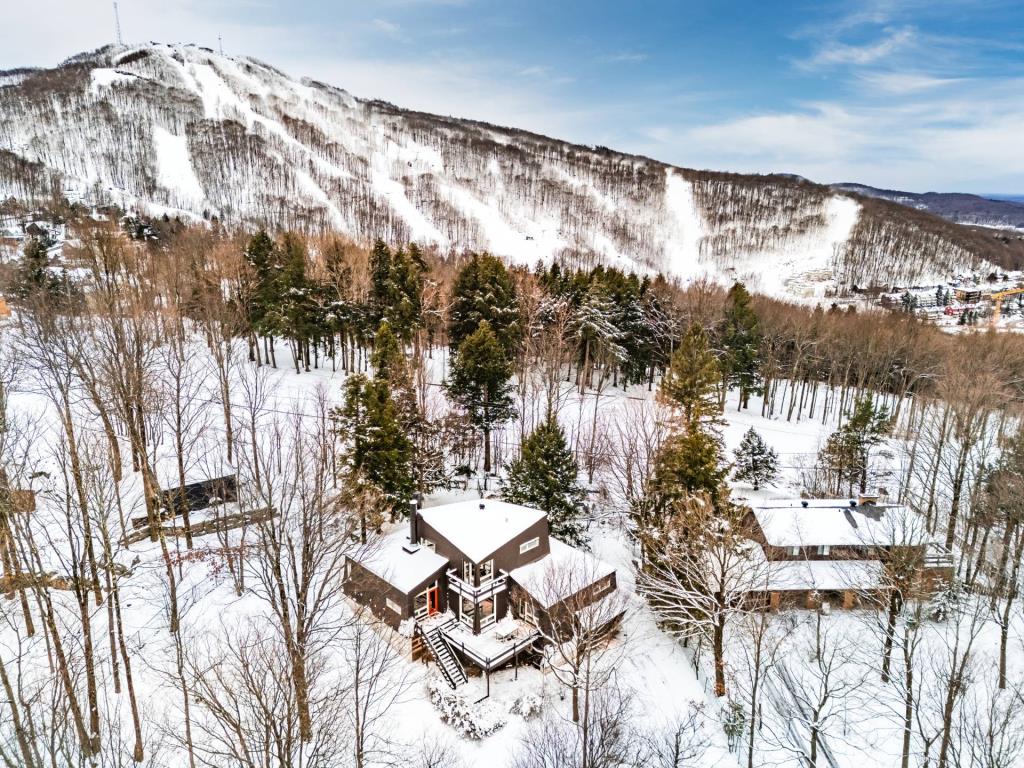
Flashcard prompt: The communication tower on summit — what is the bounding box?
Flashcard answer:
[113,2,124,46]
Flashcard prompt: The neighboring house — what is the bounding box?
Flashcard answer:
[343,498,622,688]
[129,475,240,531]
[744,495,952,610]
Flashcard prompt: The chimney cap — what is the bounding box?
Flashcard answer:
[479,502,485,510]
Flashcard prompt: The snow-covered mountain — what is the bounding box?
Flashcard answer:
[0,43,989,293]
[833,183,1024,231]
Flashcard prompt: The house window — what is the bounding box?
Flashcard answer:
[594,578,613,596]
[479,559,494,584]
[520,537,540,554]
[817,545,831,556]
[385,597,402,614]
[480,596,496,628]
[463,561,473,583]
[519,598,538,626]
[789,546,800,557]
[459,595,475,628]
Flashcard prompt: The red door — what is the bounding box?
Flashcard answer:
[427,587,439,615]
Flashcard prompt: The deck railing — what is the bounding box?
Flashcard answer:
[445,569,509,602]
[440,624,541,671]
[923,543,955,569]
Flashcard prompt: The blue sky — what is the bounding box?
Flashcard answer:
[5,1,1024,192]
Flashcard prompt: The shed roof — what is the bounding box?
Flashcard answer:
[419,499,547,562]
[510,538,616,609]
[752,499,925,548]
[356,529,449,594]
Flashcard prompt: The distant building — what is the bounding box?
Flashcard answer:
[954,286,985,303]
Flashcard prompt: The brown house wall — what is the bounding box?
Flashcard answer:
[342,557,447,630]
[417,514,550,581]
[343,559,409,630]
[510,572,620,639]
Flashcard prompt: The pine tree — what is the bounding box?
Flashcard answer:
[277,233,316,373]
[385,246,423,343]
[370,320,404,384]
[449,253,521,355]
[14,236,52,298]
[337,374,416,520]
[369,238,392,324]
[819,396,890,495]
[446,320,516,473]
[504,418,587,546]
[659,323,721,429]
[733,428,778,490]
[721,282,762,410]
[651,427,728,508]
[243,230,284,364]
[572,282,626,392]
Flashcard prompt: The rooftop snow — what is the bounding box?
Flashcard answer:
[752,499,927,548]
[419,499,547,563]
[510,538,616,609]
[761,558,885,592]
[356,528,448,594]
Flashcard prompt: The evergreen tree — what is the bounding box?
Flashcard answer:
[721,282,762,410]
[243,230,284,363]
[446,320,516,473]
[651,427,728,508]
[503,418,587,546]
[370,320,404,384]
[369,238,392,323]
[14,235,69,302]
[819,396,891,494]
[449,253,521,355]
[733,428,778,490]
[277,233,317,373]
[14,237,51,297]
[337,374,416,520]
[385,246,424,342]
[572,282,626,392]
[659,323,721,428]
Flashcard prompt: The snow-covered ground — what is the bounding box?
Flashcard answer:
[3,323,1021,767]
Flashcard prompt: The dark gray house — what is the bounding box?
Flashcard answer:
[343,498,621,688]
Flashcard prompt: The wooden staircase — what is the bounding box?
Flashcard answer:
[419,617,467,689]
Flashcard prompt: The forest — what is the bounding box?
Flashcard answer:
[2,206,1024,768]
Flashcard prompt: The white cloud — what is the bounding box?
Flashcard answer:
[371,18,403,38]
[855,72,967,94]
[797,26,916,70]
[649,77,1024,190]
[598,52,649,64]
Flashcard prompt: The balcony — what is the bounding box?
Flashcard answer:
[923,543,955,570]
[446,568,509,602]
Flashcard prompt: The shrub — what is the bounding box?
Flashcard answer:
[427,678,506,740]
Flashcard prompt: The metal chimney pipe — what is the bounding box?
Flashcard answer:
[409,500,419,545]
